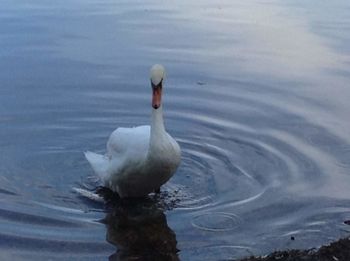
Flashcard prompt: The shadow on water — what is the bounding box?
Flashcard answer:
[99,190,179,261]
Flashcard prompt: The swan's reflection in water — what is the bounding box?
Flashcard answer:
[103,195,179,261]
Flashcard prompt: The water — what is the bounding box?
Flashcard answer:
[1,0,350,260]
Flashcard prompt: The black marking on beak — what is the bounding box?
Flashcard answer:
[151,79,163,89]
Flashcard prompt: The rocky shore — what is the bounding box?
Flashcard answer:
[240,237,350,261]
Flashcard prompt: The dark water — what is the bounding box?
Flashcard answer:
[1,0,350,260]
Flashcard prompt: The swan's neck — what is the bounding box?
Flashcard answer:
[150,106,165,143]
[147,106,167,159]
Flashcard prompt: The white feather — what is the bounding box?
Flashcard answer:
[84,151,109,180]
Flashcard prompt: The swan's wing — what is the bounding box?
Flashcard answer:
[106,125,150,160]
[84,151,109,180]
[166,132,181,155]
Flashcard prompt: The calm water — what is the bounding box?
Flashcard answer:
[1,0,350,260]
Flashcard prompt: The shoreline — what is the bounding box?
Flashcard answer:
[239,237,350,261]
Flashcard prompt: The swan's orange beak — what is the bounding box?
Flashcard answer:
[152,87,162,109]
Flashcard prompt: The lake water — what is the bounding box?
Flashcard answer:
[1,0,350,260]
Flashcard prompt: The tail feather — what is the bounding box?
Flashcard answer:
[72,187,105,203]
[84,151,109,180]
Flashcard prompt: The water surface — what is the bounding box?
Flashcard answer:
[1,0,350,260]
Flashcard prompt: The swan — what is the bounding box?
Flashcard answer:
[85,64,181,198]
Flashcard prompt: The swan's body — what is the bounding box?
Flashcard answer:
[85,65,181,198]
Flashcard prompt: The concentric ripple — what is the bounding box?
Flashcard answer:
[191,212,242,232]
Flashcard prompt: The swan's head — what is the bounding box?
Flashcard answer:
[150,64,165,110]
[150,64,165,86]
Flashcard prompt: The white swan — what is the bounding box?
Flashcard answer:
[85,64,181,198]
